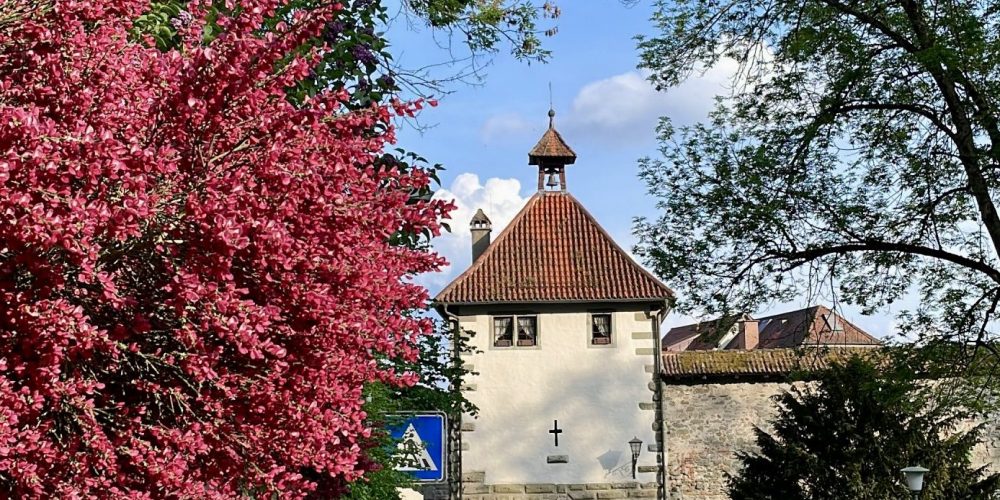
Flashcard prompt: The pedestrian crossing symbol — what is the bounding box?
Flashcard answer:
[396,423,438,471]
[389,413,447,482]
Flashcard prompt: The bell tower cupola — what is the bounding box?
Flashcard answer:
[528,108,576,192]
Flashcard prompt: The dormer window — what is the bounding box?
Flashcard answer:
[591,313,612,345]
[493,315,537,347]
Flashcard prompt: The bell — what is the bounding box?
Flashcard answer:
[545,172,559,189]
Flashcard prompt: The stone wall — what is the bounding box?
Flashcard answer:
[660,381,789,500]
[456,471,658,499]
[661,380,1000,500]
[971,416,1000,475]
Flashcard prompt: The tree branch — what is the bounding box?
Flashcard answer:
[816,0,918,52]
[774,240,1000,284]
[828,102,956,140]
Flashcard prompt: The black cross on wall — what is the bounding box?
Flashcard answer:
[549,420,562,447]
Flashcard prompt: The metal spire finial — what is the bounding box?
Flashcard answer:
[548,82,555,128]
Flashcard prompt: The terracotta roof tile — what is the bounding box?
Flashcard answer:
[435,193,674,304]
[661,347,875,380]
[528,128,576,165]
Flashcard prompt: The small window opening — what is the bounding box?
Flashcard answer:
[494,316,513,347]
[493,315,537,347]
[591,313,612,345]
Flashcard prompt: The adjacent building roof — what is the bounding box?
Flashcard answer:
[435,192,674,304]
[661,347,871,381]
[757,305,880,348]
[662,314,745,351]
[663,305,881,351]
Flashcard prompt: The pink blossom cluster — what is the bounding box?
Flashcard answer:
[0,0,451,497]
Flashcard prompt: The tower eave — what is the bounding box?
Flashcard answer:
[528,155,577,166]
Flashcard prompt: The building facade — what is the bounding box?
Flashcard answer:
[433,112,672,499]
[426,113,1000,500]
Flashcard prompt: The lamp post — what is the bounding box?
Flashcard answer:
[629,437,643,479]
[901,466,929,500]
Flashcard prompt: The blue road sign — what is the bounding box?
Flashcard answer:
[388,413,447,482]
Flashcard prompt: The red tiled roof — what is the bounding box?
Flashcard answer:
[661,347,875,380]
[757,305,881,348]
[663,305,881,351]
[528,128,576,165]
[435,192,674,304]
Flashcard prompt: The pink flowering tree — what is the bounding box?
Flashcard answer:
[0,0,451,497]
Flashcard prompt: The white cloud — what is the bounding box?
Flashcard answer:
[477,59,742,148]
[563,63,739,145]
[568,71,660,130]
[420,173,531,293]
[480,113,535,143]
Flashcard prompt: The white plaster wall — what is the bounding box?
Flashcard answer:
[397,488,423,500]
[457,304,660,485]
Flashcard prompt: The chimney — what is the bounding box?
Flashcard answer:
[470,209,492,262]
[736,317,759,350]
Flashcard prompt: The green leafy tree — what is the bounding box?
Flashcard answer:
[634,0,1000,367]
[343,323,479,499]
[729,356,1000,499]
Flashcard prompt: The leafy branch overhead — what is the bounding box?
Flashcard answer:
[404,0,561,61]
[634,0,1000,359]
[135,0,561,102]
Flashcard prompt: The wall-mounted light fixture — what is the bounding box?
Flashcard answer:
[629,437,643,479]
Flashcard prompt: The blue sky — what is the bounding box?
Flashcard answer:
[385,2,900,337]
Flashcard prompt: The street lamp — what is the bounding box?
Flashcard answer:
[629,437,643,479]
[901,466,929,499]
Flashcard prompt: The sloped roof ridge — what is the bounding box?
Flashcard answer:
[754,304,880,344]
[803,304,881,346]
[561,192,674,299]
[666,311,754,334]
[664,304,882,349]
[434,194,542,302]
[661,347,878,379]
[434,192,674,303]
